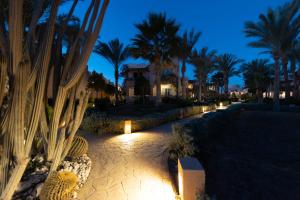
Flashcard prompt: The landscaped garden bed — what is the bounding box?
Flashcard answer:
[168,103,300,199]
[80,104,218,135]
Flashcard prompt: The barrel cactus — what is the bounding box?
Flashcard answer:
[39,171,78,200]
[67,136,88,158]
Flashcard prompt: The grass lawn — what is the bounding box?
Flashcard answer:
[201,111,300,200]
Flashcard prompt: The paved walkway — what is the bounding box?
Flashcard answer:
[78,114,205,200]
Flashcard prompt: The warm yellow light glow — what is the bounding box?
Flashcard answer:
[59,121,66,128]
[124,120,132,134]
[219,102,223,107]
[178,171,183,198]
[137,174,175,200]
[106,133,176,200]
[202,107,205,113]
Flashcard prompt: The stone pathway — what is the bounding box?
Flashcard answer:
[78,114,205,200]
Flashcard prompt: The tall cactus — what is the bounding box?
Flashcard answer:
[0,0,110,199]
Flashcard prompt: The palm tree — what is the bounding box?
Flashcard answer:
[131,13,180,105]
[242,59,272,103]
[215,53,242,95]
[88,71,106,99]
[189,47,216,101]
[244,0,300,110]
[94,39,130,104]
[211,72,224,94]
[178,30,201,99]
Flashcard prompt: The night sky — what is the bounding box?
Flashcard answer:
[60,0,289,87]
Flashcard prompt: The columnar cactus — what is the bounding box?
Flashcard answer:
[39,171,78,200]
[67,136,88,158]
[0,0,110,199]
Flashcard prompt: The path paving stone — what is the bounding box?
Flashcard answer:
[78,114,205,200]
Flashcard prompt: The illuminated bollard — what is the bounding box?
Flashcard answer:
[219,102,223,107]
[124,120,132,134]
[178,157,205,200]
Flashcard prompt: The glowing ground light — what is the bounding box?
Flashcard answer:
[124,120,132,134]
[137,175,175,200]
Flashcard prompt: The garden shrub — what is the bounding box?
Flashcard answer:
[162,97,193,107]
[168,124,195,161]
[81,105,216,135]
[94,97,112,110]
[80,112,100,133]
[196,192,215,200]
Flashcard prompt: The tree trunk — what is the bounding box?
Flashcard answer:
[197,80,202,102]
[181,60,186,99]
[282,56,290,99]
[224,74,229,95]
[114,68,119,104]
[156,68,162,105]
[291,60,297,98]
[273,53,280,111]
[256,89,263,103]
[176,63,181,97]
[203,77,207,100]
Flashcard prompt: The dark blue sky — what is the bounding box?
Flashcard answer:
[61,0,289,86]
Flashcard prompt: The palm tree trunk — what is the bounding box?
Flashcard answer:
[114,68,119,104]
[181,60,187,99]
[156,68,162,105]
[198,80,202,102]
[256,89,263,103]
[273,53,280,111]
[176,63,181,97]
[291,59,297,98]
[224,74,229,95]
[203,77,207,99]
[282,56,290,99]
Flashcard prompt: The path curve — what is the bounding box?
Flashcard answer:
[78,114,204,200]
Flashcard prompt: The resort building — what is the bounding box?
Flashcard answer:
[263,70,300,99]
[122,60,186,102]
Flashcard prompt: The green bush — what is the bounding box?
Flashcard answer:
[80,112,100,133]
[168,124,195,161]
[162,97,193,107]
[81,105,216,135]
[94,97,112,110]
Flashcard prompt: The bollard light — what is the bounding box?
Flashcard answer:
[178,157,205,200]
[124,120,132,134]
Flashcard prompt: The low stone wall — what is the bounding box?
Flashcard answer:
[80,104,218,135]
